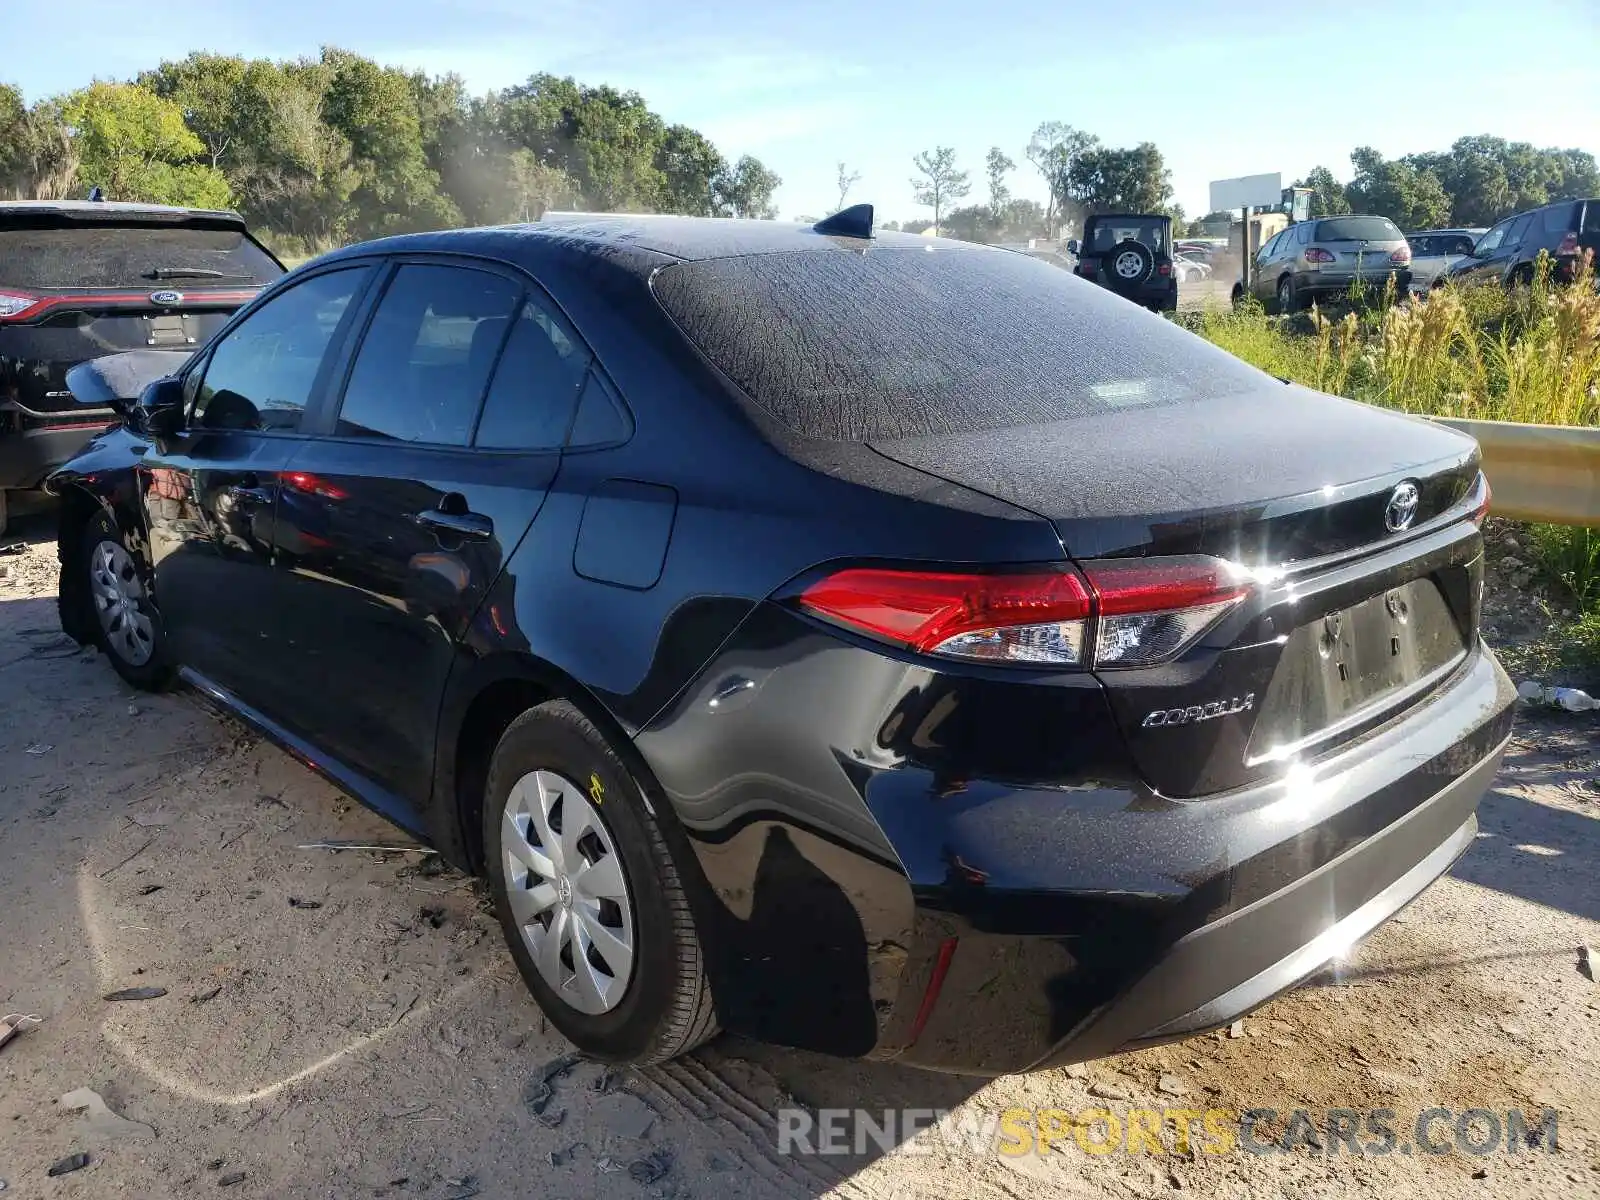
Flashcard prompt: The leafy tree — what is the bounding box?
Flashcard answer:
[940,203,996,243]
[59,82,231,206]
[657,124,724,215]
[834,160,860,211]
[901,218,934,235]
[1401,136,1599,226]
[714,155,781,218]
[910,146,970,231]
[985,146,1013,215]
[1025,122,1098,232]
[1346,146,1451,230]
[1065,141,1171,214]
[320,48,458,236]
[1293,165,1351,217]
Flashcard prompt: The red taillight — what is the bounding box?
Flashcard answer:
[1158,262,1172,276]
[0,289,40,320]
[1557,232,1579,255]
[1304,248,1335,264]
[797,567,1093,664]
[1077,260,1098,279]
[794,557,1250,669]
[1390,246,1411,264]
[283,470,348,501]
[1469,471,1492,524]
[1081,558,1252,668]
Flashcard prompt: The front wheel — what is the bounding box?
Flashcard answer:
[82,508,174,690]
[484,700,718,1064]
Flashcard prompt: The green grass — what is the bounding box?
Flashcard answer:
[1188,252,1600,427]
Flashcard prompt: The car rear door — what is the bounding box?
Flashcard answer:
[265,257,591,809]
[141,263,375,709]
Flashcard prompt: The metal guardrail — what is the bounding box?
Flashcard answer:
[1433,417,1600,526]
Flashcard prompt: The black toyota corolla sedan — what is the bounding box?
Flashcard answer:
[46,208,1514,1075]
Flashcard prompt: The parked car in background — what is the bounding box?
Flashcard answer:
[1172,254,1211,284]
[1441,198,1599,289]
[1240,215,1413,312]
[1406,229,1485,290]
[1067,213,1178,312]
[49,211,1512,1075]
[0,199,284,536]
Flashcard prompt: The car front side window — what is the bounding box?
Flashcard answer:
[191,267,368,433]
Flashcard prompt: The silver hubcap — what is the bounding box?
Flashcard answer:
[89,539,155,666]
[1115,251,1143,278]
[501,770,635,1014]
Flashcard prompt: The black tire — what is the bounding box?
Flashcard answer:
[1276,274,1301,314]
[1505,263,1534,292]
[81,508,175,691]
[1103,240,1155,293]
[483,700,717,1064]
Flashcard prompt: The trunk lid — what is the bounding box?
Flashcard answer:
[868,383,1480,561]
[870,386,1486,797]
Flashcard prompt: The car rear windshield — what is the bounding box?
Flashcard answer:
[1085,219,1167,254]
[652,246,1272,441]
[1314,216,1403,242]
[0,222,283,288]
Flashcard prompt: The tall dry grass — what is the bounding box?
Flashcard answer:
[1194,251,1600,428]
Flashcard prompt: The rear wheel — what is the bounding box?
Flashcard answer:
[1276,275,1300,314]
[82,508,174,690]
[484,700,717,1064]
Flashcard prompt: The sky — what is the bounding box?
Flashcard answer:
[6,0,1599,224]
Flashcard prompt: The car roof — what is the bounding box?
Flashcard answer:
[0,199,246,223]
[1408,228,1484,236]
[1084,213,1168,223]
[314,214,984,269]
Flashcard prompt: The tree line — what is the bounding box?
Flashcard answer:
[1291,138,1598,231]
[0,49,783,255]
[4,53,1594,253]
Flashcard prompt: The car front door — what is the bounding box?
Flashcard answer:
[141,263,374,708]
[1455,219,1510,285]
[1251,231,1280,302]
[266,258,591,810]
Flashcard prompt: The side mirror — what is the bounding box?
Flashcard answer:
[131,377,185,438]
[1065,239,1080,256]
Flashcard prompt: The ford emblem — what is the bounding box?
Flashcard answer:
[1384,481,1420,533]
[149,289,184,307]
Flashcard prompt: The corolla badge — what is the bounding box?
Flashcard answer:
[1384,481,1420,533]
[149,289,184,307]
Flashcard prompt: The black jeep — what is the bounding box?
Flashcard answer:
[1069,213,1177,312]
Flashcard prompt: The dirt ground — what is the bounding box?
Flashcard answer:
[1,509,1597,1200]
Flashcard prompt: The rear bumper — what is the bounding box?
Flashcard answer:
[879,647,1513,1074]
[1296,268,1413,299]
[637,600,1516,1075]
[0,419,110,490]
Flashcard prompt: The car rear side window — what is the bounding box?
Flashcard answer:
[473,297,591,450]
[0,221,282,288]
[1538,204,1579,234]
[336,264,522,447]
[193,267,367,433]
[652,246,1272,442]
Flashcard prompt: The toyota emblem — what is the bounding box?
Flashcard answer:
[1384,482,1420,533]
[149,289,184,307]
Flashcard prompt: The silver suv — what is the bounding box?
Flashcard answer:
[1243,215,1413,312]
